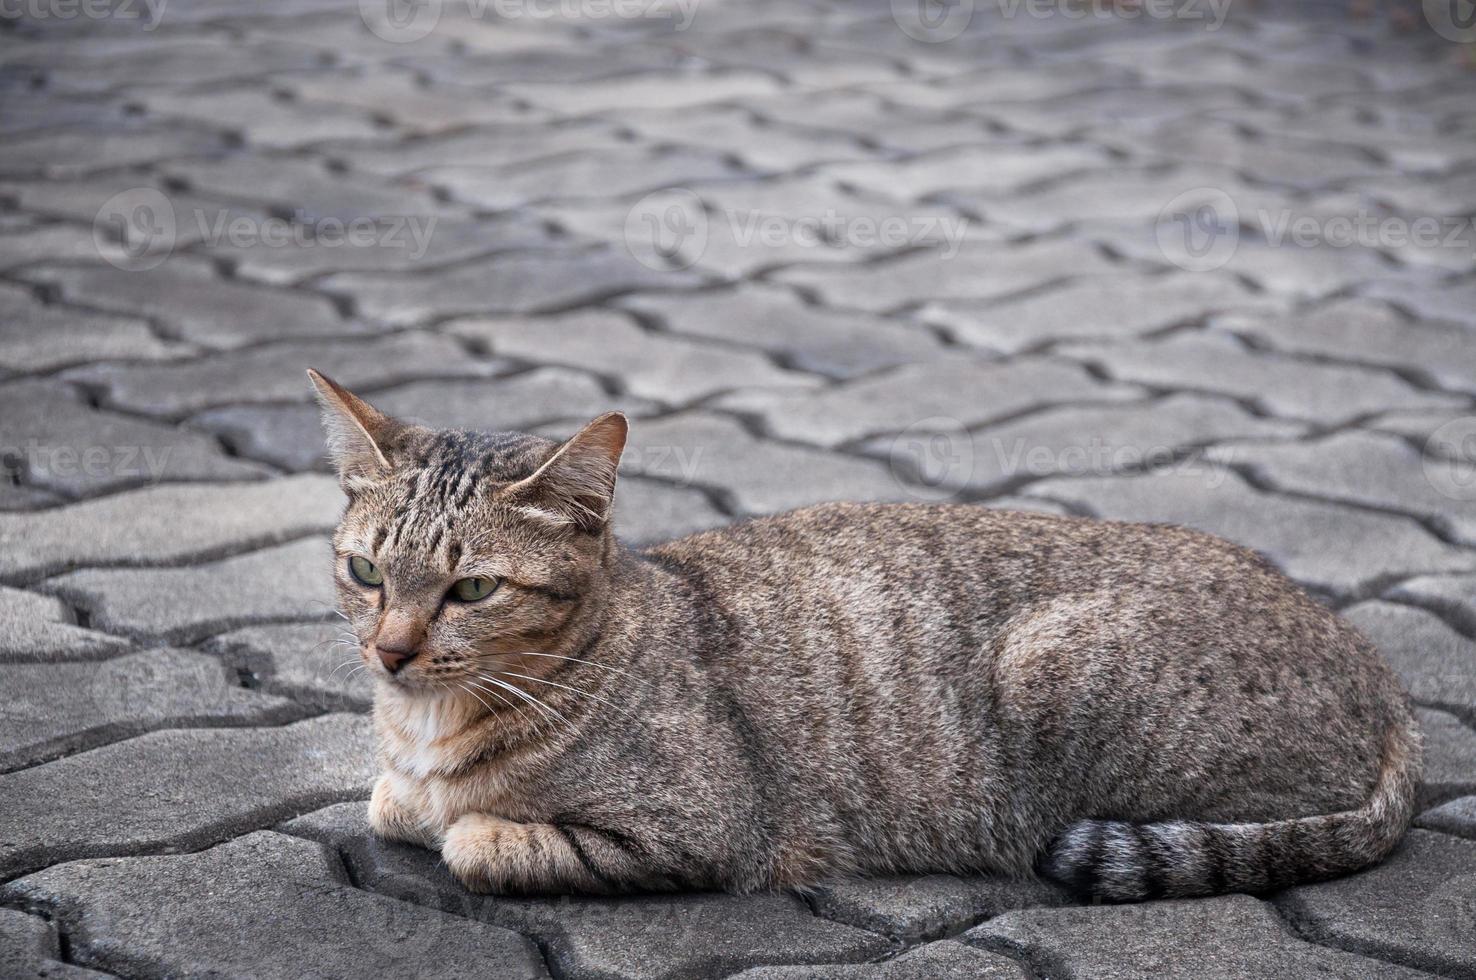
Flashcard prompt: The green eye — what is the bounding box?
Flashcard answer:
[450,577,498,602]
[348,556,383,587]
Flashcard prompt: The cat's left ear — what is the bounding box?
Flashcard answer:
[307,368,405,488]
[509,412,628,533]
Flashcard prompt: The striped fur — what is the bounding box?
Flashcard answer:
[1040,716,1421,900]
[307,371,1424,899]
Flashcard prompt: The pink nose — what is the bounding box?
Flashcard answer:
[376,641,418,673]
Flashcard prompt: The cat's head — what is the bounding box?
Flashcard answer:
[307,369,627,697]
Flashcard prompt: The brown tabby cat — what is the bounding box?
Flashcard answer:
[308,369,1420,901]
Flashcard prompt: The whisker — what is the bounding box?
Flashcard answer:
[502,651,640,681]
[470,674,577,736]
[489,668,633,718]
[457,681,500,718]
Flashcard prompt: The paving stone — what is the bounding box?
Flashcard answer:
[425,146,741,211]
[0,379,269,498]
[728,941,1026,979]
[448,311,816,404]
[280,803,894,980]
[20,258,358,351]
[0,908,113,980]
[1418,707,1476,806]
[1024,468,1476,597]
[0,222,111,269]
[1354,170,1476,220]
[1128,231,1401,300]
[161,155,460,228]
[48,535,335,642]
[206,621,372,713]
[141,86,382,148]
[716,358,1140,449]
[0,128,225,178]
[0,714,372,878]
[29,37,323,94]
[0,473,339,581]
[820,143,1110,201]
[0,648,302,772]
[194,368,658,472]
[1362,276,1476,330]
[622,284,949,379]
[663,28,903,89]
[1060,332,1467,425]
[331,120,622,179]
[508,70,785,114]
[1344,601,1476,725]
[966,892,1427,979]
[872,62,1135,112]
[0,585,131,663]
[64,332,501,417]
[1386,573,1476,636]
[747,91,993,154]
[862,394,1303,498]
[924,273,1281,354]
[1117,120,1384,190]
[976,85,1246,139]
[811,875,1069,942]
[1215,299,1476,394]
[0,283,191,372]
[1276,830,1476,978]
[611,475,732,545]
[1417,796,1476,839]
[621,105,873,171]
[284,68,540,135]
[324,249,705,326]
[774,237,1124,314]
[616,412,900,515]
[2,831,547,980]
[1209,431,1476,546]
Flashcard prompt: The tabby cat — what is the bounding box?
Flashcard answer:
[309,369,1420,901]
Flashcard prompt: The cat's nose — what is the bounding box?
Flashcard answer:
[376,639,418,673]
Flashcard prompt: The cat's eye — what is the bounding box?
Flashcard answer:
[449,576,498,603]
[348,556,383,587]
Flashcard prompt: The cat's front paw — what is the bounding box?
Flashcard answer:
[441,812,520,894]
[368,774,434,847]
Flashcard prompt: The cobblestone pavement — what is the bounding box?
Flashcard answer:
[3,0,1476,977]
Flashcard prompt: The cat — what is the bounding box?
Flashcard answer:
[308,368,1421,901]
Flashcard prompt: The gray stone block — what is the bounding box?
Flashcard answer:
[0,908,114,979]
[0,647,301,771]
[0,714,372,878]
[0,282,189,373]
[0,586,131,663]
[0,474,340,581]
[728,940,1027,979]
[1387,573,1476,636]
[1418,708,1476,807]
[1344,601,1476,725]
[2,832,547,980]
[280,803,893,980]
[1026,469,1476,596]
[967,892,1429,979]
[1276,830,1476,978]
[206,621,373,712]
[810,874,1069,941]
[1416,796,1476,839]
[47,536,336,642]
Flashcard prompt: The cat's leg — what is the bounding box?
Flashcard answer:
[368,774,438,848]
[442,813,633,894]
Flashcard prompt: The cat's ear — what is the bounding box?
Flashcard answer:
[307,368,403,487]
[509,412,628,533]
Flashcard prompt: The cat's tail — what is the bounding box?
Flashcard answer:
[1037,718,1421,901]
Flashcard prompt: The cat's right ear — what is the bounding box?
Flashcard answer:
[307,368,402,488]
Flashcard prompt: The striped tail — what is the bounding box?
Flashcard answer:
[1038,719,1422,901]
